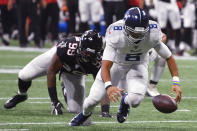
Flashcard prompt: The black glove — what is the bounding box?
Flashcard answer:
[51,101,64,115]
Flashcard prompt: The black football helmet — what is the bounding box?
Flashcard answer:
[123,7,149,43]
[78,30,103,62]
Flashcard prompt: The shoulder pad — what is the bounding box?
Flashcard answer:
[105,20,124,46]
[148,20,162,44]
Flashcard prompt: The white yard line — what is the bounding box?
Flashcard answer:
[28,102,50,104]
[0,46,47,52]
[0,66,23,69]
[0,97,51,100]
[0,69,21,74]
[1,46,197,60]
[0,98,193,112]
[0,96,197,100]
[0,129,29,131]
[1,120,197,126]
[0,75,197,83]
[0,79,45,82]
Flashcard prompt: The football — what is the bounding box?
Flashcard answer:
[152,94,177,113]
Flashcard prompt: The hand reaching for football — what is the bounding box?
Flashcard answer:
[106,86,124,103]
[171,85,182,103]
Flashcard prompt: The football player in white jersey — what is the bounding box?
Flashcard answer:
[4,30,111,117]
[78,0,103,32]
[69,7,182,126]
[155,0,181,54]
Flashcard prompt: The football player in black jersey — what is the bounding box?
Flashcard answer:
[4,30,111,118]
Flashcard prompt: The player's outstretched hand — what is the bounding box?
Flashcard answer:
[106,86,124,103]
[171,85,182,103]
[51,101,64,115]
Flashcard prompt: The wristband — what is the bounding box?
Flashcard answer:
[172,76,180,82]
[105,81,112,90]
[172,76,180,86]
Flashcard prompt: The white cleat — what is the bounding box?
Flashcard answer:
[147,84,160,97]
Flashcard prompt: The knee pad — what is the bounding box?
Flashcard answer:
[83,97,99,110]
[83,97,99,115]
[18,70,27,81]
[18,69,33,81]
[125,93,144,108]
[67,100,82,113]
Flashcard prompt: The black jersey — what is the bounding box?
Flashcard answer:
[56,36,101,76]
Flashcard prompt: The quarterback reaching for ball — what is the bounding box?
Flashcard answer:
[69,7,182,126]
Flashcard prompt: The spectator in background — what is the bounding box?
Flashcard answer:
[40,0,59,46]
[102,0,126,30]
[15,0,41,48]
[126,0,144,9]
[64,0,79,35]
[141,0,158,21]
[155,0,181,54]
[78,0,103,33]
[193,0,197,56]
[179,0,196,56]
[0,0,16,46]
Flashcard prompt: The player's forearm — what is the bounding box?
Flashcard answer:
[47,72,56,88]
[47,71,58,103]
[166,55,179,77]
[101,60,112,82]
[101,60,113,89]
[47,54,62,103]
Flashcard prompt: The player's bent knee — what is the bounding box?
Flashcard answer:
[68,106,82,113]
[18,70,28,81]
[83,97,99,110]
[67,100,83,113]
[127,93,144,108]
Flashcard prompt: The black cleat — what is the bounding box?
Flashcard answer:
[4,94,27,109]
[100,112,112,118]
[117,93,130,123]
[69,112,91,126]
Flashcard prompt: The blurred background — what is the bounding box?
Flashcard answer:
[0,0,197,56]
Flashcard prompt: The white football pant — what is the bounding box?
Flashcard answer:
[18,46,85,113]
[79,0,103,23]
[156,0,181,30]
[83,62,148,115]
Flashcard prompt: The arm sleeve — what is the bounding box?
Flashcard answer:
[102,44,116,62]
[154,42,172,59]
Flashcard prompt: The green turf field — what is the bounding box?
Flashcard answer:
[0,48,197,131]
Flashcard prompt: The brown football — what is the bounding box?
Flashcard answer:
[152,94,178,113]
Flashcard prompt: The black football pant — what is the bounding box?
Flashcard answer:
[16,0,40,47]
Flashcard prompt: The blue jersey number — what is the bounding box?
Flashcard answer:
[149,24,157,29]
[125,53,142,61]
[114,26,122,30]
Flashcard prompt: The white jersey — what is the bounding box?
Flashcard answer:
[103,20,171,65]
[156,0,181,29]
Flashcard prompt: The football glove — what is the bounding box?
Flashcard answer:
[51,101,64,115]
